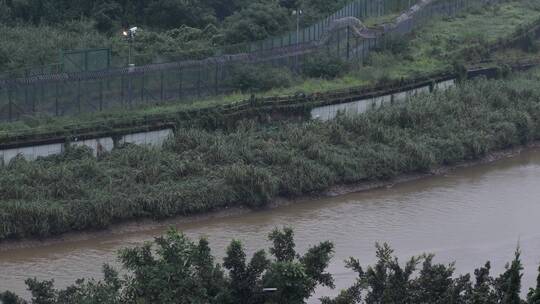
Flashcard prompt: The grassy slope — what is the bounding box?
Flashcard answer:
[2,67,540,240]
[1,0,540,139]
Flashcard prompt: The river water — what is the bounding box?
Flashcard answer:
[2,148,540,302]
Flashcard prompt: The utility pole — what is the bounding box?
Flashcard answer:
[123,27,138,67]
[292,9,303,72]
[122,27,138,108]
[292,9,303,45]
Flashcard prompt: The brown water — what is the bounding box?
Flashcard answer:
[2,149,540,302]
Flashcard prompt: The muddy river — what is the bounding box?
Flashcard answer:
[2,149,540,302]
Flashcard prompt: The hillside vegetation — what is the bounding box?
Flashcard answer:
[0,0,351,72]
[1,0,540,138]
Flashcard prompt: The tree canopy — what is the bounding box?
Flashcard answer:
[1,228,539,304]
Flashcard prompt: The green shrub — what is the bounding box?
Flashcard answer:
[223,164,278,208]
[379,33,411,55]
[521,32,539,53]
[301,53,348,79]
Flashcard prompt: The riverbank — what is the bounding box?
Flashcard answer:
[2,68,540,241]
[1,141,538,251]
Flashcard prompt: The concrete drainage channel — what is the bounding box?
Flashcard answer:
[0,128,174,165]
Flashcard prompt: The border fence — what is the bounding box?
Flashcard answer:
[0,0,498,122]
[61,48,112,73]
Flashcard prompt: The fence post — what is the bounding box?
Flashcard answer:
[121,75,125,106]
[24,82,28,111]
[32,84,36,113]
[346,26,350,60]
[355,37,360,63]
[40,82,44,113]
[337,29,341,57]
[178,68,183,100]
[77,79,81,114]
[8,85,13,122]
[197,65,201,98]
[362,39,365,61]
[141,72,145,103]
[99,79,103,111]
[214,62,219,95]
[160,71,164,101]
[128,74,133,108]
[55,82,59,116]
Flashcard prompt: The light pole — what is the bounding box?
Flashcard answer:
[123,27,138,67]
[292,9,303,72]
[292,9,303,45]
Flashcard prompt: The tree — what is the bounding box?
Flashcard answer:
[0,291,26,304]
[263,227,335,304]
[25,279,57,304]
[472,262,497,304]
[223,240,269,304]
[119,228,228,303]
[205,0,250,20]
[528,264,540,304]
[144,0,216,30]
[222,1,290,44]
[412,255,462,304]
[494,248,524,304]
[298,0,349,26]
[0,0,13,24]
[92,1,122,33]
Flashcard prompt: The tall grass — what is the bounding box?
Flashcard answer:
[2,69,540,240]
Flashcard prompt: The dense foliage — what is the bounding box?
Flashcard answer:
[1,228,540,304]
[301,53,349,79]
[0,0,350,71]
[226,65,294,92]
[2,69,540,240]
[0,0,349,29]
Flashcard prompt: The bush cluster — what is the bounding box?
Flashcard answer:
[226,64,294,92]
[301,53,348,79]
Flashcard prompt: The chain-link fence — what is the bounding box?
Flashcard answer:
[0,0,499,122]
[61,48,111,73]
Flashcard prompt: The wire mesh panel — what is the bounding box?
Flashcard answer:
[0,86,10,121]
[62,48,111,73]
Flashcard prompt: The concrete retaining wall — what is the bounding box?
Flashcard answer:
[312,79,456,121]
[71,137,115,157]
[0,128,174,165]
[0,143,64,165]
[119,129,173,147]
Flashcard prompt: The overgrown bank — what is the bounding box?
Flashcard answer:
[2,68,540,241]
